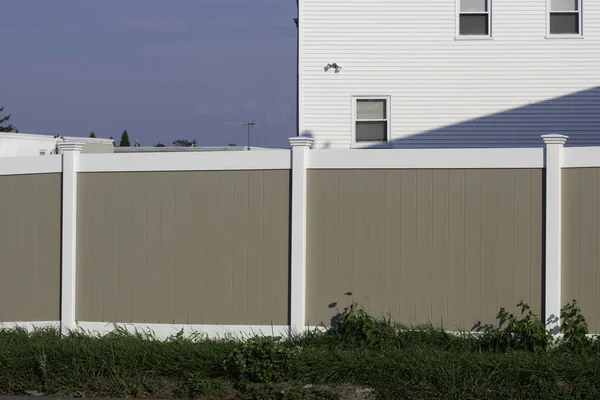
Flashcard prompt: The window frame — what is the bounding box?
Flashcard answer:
[456,0,492,38]
[547,0,583,38]
[352,96,391,146]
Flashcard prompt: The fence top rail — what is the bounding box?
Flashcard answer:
[5,146,600,175]
[564,146,600,168]
[78,149,292,173]
[0,155,62,176]
[308,148,545,170]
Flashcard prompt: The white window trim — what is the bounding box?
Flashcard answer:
[456,0,492,38]
[546,0,583,38]
[351,96,392,148]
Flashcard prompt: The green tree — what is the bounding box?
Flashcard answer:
[89,132,96,138]
[155,142,166,147]
[119,130,131,147]
[0,106,17,133]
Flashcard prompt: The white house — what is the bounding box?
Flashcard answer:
[0,133,114,157]
[297,0,600,148]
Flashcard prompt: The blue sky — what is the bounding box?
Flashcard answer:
[1,0,296,147]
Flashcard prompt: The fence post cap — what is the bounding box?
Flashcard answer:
[541,134,569,145]
[57,141,86,153]
[289,137,315,148]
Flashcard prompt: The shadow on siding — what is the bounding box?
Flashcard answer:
[367,86,600,149]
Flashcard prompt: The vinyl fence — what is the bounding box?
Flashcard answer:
[1,135,599,336]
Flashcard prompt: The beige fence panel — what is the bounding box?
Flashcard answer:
[0,174,61,322]
[562,168,600,333]
[76,170,290,326]
[306,169,543,330]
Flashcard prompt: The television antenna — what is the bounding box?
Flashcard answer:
[226,120,256,150]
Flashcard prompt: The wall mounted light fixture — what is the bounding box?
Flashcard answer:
[324,63,342,73]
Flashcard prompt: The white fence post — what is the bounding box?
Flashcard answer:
[289,137,314,334]
[58,141,85,334]
[542,134,568,332]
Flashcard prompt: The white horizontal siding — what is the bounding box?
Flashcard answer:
[299,0,600,148]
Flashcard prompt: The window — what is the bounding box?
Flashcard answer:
[353,98,390,143]
[458,0,491,36]
[549,0,581,35]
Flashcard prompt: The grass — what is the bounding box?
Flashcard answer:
[2,302,600,399]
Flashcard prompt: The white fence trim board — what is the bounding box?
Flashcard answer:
[563,147,600,168]
[77,322,290,339]
[78,150,291,173]
[0,321,61,331]
[308,148,545,170]
[0,155,62,176]
[0,321,290,339]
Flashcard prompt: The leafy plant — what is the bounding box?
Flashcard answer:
[560,300,590,352]
[486,301,552,353]
[328,292,395,347]
[223,336,299,384]
[332,293,372,336]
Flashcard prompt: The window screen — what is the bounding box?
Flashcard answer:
[355,99,388,143]
[459,0,490,36]
[550,0,581,35]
